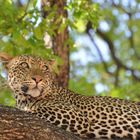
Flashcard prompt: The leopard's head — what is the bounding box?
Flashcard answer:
[0,52,56,98]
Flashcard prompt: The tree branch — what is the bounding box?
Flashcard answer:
[0,105,81,140]
[86,21,140,81]
[17,0,31,22]
[96,28,140,81]
[127,13,140,60]
[86,23,113,76]
[114,65,120,87]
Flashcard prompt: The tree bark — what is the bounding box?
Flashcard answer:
[0,105,81,140]
[41,0,70,88]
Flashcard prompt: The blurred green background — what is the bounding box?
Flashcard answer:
[1,0,140,106]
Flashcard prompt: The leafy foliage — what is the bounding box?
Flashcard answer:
[70,0,140,101]
[1,0,140,106]
[0,0,100,105]
[0,0,54,57]
[67,0,100,31]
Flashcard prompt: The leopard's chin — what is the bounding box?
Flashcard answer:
[26,88,42,98]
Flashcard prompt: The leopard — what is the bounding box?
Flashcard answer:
[0,52,140,140]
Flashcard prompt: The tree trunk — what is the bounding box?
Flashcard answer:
[41,0,70,88]
[0,105,81,140]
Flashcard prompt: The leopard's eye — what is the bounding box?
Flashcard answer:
[20,62,29,69]
[42,65,49,71]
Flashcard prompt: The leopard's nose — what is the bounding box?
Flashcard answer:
[32,75,42,83]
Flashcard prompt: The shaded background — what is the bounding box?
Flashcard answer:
[0,0,140,106]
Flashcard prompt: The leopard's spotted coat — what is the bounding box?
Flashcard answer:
[0,53,140,139]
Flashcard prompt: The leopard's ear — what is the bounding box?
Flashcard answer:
[48,59,63,75]
[0,52,13,63]
[48,59,60,74]
[48,59,56,66]
[47,59,56,71]
[0,52,13,69]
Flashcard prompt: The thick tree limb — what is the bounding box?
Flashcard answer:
[0,105,81,140]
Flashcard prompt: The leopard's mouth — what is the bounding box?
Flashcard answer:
[21,85,43,98]
[27,87,43,97]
